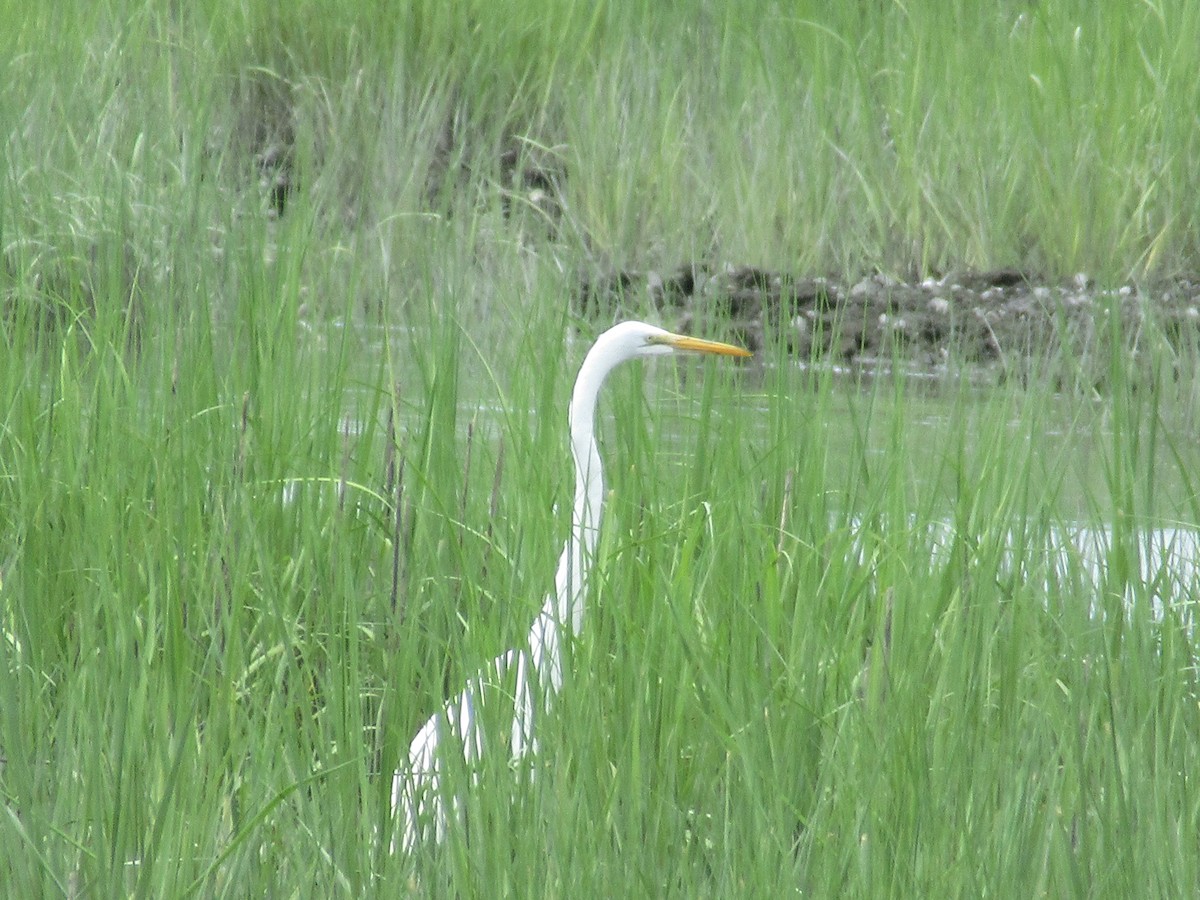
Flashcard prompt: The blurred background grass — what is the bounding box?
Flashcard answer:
[2,0,1198,327]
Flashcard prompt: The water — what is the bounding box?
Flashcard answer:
[320,319,1200,620]
[895,518,1200,621]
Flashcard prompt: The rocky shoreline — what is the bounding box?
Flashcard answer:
[578,265,1200,381]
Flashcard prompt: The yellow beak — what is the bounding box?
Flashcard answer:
[660,332,753,357]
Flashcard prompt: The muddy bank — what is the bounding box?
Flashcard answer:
[578,265,1200,380]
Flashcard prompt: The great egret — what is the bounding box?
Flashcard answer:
[392,320,751,851]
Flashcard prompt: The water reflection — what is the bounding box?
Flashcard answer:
[856,518,1200,622]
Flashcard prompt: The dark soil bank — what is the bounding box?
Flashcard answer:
[578,265,1200,379]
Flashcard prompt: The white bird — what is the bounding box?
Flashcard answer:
[392,320,751,851]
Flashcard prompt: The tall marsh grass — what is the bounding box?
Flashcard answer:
[3,0,1200,895]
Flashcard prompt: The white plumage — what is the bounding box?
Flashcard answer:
[392,321,750,851]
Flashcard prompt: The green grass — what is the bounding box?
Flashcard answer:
[3,1,1200,896]
[3,0,1200,288]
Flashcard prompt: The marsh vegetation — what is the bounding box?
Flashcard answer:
[3,1,1200,895]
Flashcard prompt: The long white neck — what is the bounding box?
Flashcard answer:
[550,346,609,634]
[512,325,668,756]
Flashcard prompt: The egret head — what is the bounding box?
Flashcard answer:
[569,320,752,435]
[595,320,753,364]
